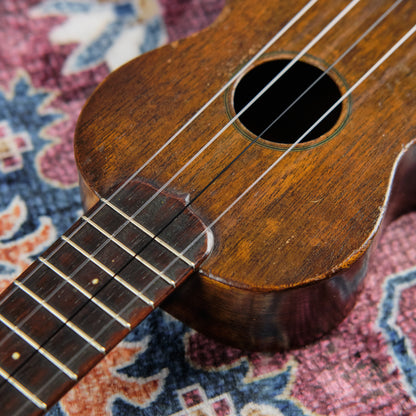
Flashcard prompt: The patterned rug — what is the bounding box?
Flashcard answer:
[0,1,416,415]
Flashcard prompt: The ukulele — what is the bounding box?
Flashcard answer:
[1,0,416,414]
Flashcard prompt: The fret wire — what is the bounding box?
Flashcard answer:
[101,198,195,268]
[0,0,316,409]
[0,366,47,410]
[81,215,176,287]
[133,254,175,287]
[0,2,410,406]
[61,236,155,307]
[112,275,154,308]
[38,257,131,329]
[13,281,105,354]
[61,236,115,276]
[0,312,77,381]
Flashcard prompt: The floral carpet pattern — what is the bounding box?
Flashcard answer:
[0,1,415,415]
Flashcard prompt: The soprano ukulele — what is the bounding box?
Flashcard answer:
[1,0,416,414]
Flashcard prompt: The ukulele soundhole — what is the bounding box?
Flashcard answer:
[233,58,344,145]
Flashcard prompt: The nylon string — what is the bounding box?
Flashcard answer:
[0,0,363,335]
[0,0,412,407]
[29,5,416,406]
[0,0,358,328]
[49,13,416,397]
[0,0,323,309]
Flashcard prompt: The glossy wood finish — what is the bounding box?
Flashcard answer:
[76,0,416,350]
[1,1,416,414]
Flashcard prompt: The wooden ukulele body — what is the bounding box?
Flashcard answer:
[75,0,416,350]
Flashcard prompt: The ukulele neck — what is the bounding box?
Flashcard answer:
[0,180,211,415]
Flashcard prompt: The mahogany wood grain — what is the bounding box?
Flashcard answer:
[2,0,416,414]
[76,0,416,350]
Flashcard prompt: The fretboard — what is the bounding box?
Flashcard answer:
[0,181,211,416]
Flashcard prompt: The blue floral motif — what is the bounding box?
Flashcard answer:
[0,73,65,185]
[100,310,311,416]
[0,76,61,153]
[378,267,416,399]
[0,74,80,237]
[31,0,166,74]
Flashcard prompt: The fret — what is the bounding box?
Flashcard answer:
[0,346,74,407]
[101,197,195,267]
[61,235,115,277]
[0,313,77,380]
[82,215,137,256]
[0,315,101,384]
[44,243,121,308]
[45,244,155,325]
[0,180,211,414]
[134,254,175,286]
[130,238,192,286]
[20,260,131,350]
[81,215,176,286]
[0,322,38,374]
[87,278,153,323]
[45,240,108,284]
[0,284,69,345]
[68,221,132,273]
[38,256,131,329]
[0,284,104,377]
[105,182,213,261]
[61,235,155,307]
[0,379,41,415]
[0,289,147,414]
[0,366,47,410]
[117,260,173,305]
[113,275,154,307]
[0,317,99,395]
[91,203,153,253]
[40,325,101,377]
[13,280,105,353]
